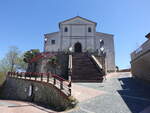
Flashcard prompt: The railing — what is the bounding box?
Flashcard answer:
[131,40,150,61]
[68,54,72,93]
[90,55,105,76]
[7,72,71,96]
[91,55,102,69]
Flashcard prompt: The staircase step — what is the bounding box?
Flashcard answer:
[73,67,99,70]
[73,72,101,75]
[73,65,95,67]
[71,53,104,82]
[72,77,102,79]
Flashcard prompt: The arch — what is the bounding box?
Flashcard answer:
[74,42,82,53]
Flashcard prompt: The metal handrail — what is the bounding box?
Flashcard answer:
[91,55,102,69]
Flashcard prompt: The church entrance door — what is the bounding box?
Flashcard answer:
[74,42,82,53]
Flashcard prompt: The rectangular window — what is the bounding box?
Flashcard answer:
[88,27,92,32]
[51,40,55,45]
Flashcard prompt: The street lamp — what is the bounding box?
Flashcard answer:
[99,39,107,75]
[69,46,73,54]
[99,39,105,56]
[44,38,47,43]
[44,38,48,52]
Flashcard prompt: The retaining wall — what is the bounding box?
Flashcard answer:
[0,77,76,111]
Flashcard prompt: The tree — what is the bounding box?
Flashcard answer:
[48,56,59,74]
[116,66,119,72]
[0,46,21,72]
[23,49,40,63]
[23,49,40,72]
[6,46,21,72]
[0,48,40,73]
[16,55,28,71]
[0,58,10,72]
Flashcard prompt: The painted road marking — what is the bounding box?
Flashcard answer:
[0,101,18,106]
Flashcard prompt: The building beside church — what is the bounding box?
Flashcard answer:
[131,33,150,81]
[44,16,115,72]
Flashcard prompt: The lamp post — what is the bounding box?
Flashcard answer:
[69,46,73,55]
[99,39,107,75]
[44,38,47,52]
[68,46,73,95]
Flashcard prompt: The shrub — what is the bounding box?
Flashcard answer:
[48,56,58,66]
[0,72,6,86]
[67,96,78,109]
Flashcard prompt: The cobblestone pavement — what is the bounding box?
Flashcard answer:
[68,72,150,113]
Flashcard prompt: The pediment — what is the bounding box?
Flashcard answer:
[59,16,97,25]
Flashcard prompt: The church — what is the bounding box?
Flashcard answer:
[44,16,115,72]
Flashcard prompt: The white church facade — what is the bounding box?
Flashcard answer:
[44,16,115,72]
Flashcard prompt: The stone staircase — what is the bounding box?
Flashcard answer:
[72,53,104,82]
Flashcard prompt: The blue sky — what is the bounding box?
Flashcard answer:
[0,0,150,69]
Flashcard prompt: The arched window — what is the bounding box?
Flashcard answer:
[64,27,68,32]
[88,27,92,32]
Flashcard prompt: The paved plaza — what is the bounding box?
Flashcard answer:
[0,72,150,113]
[69,72,150,113]
[0,100,55,113]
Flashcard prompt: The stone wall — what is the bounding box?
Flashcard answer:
[131,50,150,82]
[0,77,77,111]
[131,39,150,82]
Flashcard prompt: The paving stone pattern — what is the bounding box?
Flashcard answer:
[68,72,150,113]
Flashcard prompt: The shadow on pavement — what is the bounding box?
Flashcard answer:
[117,77,150,113]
